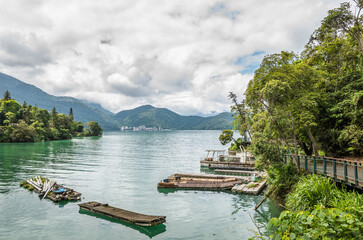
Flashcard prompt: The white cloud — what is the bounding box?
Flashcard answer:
[0,0,343,115]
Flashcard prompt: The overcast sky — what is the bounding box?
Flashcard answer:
[0,0,343,115]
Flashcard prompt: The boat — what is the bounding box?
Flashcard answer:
[157,173,243,190]
[79,201,166,227]
[200,150,255,170]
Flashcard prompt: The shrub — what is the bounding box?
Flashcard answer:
[286,174,338,211]
[269,206,363,239]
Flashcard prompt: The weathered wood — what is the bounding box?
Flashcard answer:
[42,180,56,200]
[21,177,82,202]
[26,180,42,191]
[79,202,166,227]
[158,173,243,190]
[254,185,277,210]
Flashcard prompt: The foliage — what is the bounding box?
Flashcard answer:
[3,90,11,100]
[228,0,363,164]
[286,174,338,211]
[218,129,247,151]
[269,174,363,239]
[269,205,363,240]
[0,91,102,143]
[85,121,103,136]
[266,163,303,202]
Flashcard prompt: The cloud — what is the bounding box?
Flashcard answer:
[0,0,343,115]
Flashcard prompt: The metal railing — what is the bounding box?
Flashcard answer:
[284,154,363,189]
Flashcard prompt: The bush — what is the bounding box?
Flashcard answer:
[269,174,363,239]
[269,206,363,239]
[286,174,338,211]
[267,163,302,202]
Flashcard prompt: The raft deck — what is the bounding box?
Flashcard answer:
[158,173,243,190]
[232,180,267,195]
[79,201,166,227]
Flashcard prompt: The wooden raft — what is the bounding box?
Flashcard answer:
[158,173,243,190]
[79,202,166,227]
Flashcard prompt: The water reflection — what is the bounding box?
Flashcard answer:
[79,210,167,238]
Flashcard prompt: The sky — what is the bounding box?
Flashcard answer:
[0,0,344,115]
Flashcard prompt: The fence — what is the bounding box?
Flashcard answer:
[284,154,363,189]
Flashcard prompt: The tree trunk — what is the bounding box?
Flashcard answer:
[289,112,299,166]
[307,128,319,157]
[298,141,313,156]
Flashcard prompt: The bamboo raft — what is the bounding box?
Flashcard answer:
[157,173,243,190]
[232,180,267,195]
[20,176,81,202]
[79,202,166,227]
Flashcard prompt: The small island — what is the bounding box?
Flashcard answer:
[0,90,102,143]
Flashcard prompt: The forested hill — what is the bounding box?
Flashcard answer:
[115,105,233,130]
[0,73,233,130]
[0,73,120,130]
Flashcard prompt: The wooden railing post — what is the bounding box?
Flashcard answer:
[305,156,308,171]
[284,155,287,164]
[344,161,348,182]
[333,159,336,179]
[354,163,358,186]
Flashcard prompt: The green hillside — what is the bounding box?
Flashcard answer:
[115,105,233,130]
[0,72,232,130]
[0,73,119,130]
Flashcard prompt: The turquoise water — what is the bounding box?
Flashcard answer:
[0,131,282,239]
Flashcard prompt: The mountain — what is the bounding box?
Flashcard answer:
[0,72,119,130]
[0,72,233,130]
[115,105,233,130]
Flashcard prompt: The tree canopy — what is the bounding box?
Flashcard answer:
[227,0,363,167]
[0,92,103,143]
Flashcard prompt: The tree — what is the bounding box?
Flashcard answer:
[219,129,245,151]
[307,1,363,54]
[3,90,11,100]
[69,107,74,121]
[85,121,103,136]
[9,120,36,142]
[51,107,58,128]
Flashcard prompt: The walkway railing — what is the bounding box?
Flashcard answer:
[284,154,363,189]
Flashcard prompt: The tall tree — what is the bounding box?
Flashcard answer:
[69,107,74,121]
[51,107,58,128]
[3,90,11,100]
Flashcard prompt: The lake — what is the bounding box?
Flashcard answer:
[0,130,282,239]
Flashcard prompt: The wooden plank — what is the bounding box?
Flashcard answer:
[79,202,166,227]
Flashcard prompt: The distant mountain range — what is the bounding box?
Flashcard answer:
[0,72,233,130]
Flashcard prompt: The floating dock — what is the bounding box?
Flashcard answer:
[232,180,267,195]
[79,202,166,227]
[158,173,243,190]
[214,169,261,176]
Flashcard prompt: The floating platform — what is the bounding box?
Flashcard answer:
[79,201,166,227]
[158,173,243,190]
[214,169,260,176]
[200,160,255,170]
[232,180,267,195]
[20,176,81,202]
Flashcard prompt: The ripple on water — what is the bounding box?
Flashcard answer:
[0,131,282,240]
